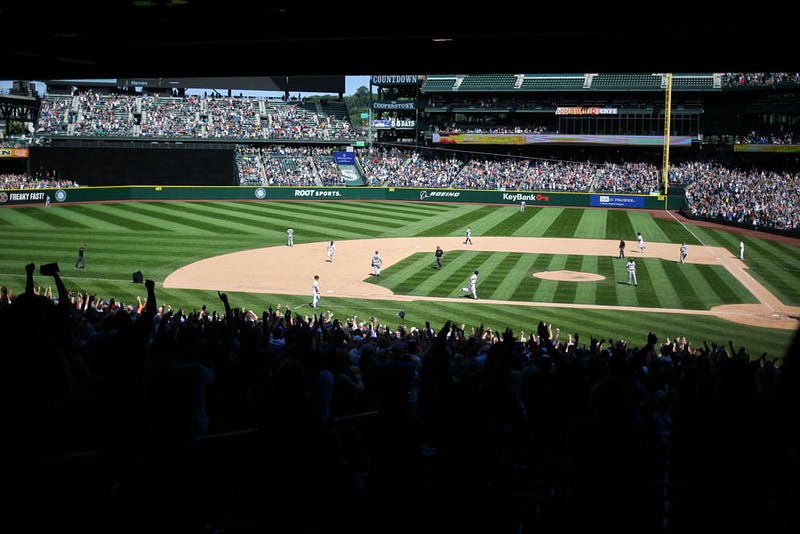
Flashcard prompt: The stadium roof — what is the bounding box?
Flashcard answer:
[0,3,796,81]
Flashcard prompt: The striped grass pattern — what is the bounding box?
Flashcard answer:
[1,201,798,359]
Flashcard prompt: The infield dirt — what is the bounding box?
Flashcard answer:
[163,236,800,330]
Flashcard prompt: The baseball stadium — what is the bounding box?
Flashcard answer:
[2,66,799,532]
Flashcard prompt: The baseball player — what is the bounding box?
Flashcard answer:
[464,226,473,245]
[679,242,688,264]
[371,250,382,276]
[327,240,336,262]
[637,232,646,253]
[626,259,638,286]
[461,270,479,300]
[287,226,294,246]
[739,240,744,260]
[434,245,444,270]
[311,275,320,308]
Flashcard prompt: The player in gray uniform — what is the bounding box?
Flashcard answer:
[679,242,688,264]
[626,259,638,286]
[372,250,382,276]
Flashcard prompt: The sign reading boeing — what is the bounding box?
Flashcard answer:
[590,194,645,208]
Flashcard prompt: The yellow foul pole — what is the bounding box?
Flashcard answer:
[663,73,672,209]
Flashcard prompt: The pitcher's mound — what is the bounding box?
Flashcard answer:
[534,270,605,282]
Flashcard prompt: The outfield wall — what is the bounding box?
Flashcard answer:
[0,185,674,210]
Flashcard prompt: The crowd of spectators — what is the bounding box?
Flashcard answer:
[2,261,797,532]
[0,172,79,190]
[35,91,357,141]
[671,161,800,231]
[4,139,798,233]
[723,72,800,88]
[735,128,797,145]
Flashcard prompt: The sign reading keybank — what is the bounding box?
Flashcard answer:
[501,192,551,203]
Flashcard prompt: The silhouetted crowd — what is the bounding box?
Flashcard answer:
[2,262,798,533]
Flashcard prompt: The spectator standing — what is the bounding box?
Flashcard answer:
[74,244,87,269]
[371,250,382,277]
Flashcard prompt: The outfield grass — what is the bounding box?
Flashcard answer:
[1,200,798,359]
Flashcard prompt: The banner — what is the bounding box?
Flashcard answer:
[590,194,646,208]
[434,133,692,146]
[0,147,29,158]
[333,151,355,164]
[1,186,667,209]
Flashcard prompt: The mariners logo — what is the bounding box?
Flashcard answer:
[0,192,7,204]
[254,187,267,199]
[55,189,67,202]
[419,191,429,200]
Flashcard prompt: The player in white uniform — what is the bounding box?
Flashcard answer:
[637,232,646,253]
[461,270,479,300]
[679,242,688,264]
[311,275,320,308]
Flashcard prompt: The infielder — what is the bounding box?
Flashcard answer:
[372,250,382,276]
[679,242,688,264]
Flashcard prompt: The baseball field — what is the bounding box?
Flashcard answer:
[1,199,798,358]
